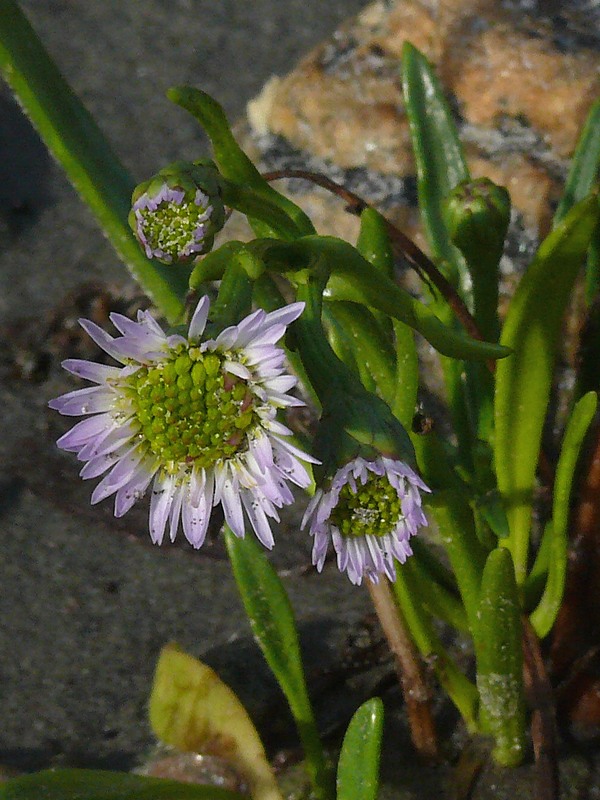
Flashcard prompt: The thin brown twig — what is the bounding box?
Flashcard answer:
[367,579,439,761]
[522,617,559,800]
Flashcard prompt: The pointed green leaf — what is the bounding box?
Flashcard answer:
[224,530,333,800]
[336,699,384,800]
[0,769,247,800]
[0,2,188,323]
[401,42,469,279]
[167,87,314,239]
[494,194,600,584]
[530,391,598,637]
[554,100,600,226]
[475,548,526,766]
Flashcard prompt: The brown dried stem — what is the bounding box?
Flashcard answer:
[367,578,439,760]
[522,617,559,800]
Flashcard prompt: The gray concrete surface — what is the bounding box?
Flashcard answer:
[0,0,375,774]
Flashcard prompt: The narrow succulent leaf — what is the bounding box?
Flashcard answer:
[393,568,478,729]
[149,644,282,800]
[336,699,384,800]
[356,207,395,277]
[323,301,397,403]
[247,235,510,362]
[401,42,470,285]
[406,544,469,632]
[494,194,599,584]
[0,769,247,800]
[475,548,527,766]
[554,99,600,303]
[530,391,598,637]
[167,86,314,238]
[390,320,419,428]
[224,530,333,800]
[0,2,188,323]
[554,99,600,226]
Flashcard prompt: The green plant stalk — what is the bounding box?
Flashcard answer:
[412,432,487,634]
[405,546,468,632]
[393,567,479,730]
[0,1,188,323]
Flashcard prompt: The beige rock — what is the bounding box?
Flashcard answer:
[249,0,599,237]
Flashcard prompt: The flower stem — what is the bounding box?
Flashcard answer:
[367,578,439,760]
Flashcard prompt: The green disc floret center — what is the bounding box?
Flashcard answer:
[139,199,209,257]
[330,475,402,538]
[129,346,256,470]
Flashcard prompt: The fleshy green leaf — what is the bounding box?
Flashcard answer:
[400,42,469,283]
[167,87,314,239]
[530,391,598,637]
[336,699,384,800]
[494,194,599,584]
[224,531,333,800]
[0,769,247,800]
[554,99,600,226]
[149,644,281,800]
[0,2,188,324]
[475,548,526,767]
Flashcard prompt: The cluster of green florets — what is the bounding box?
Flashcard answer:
[330,474,402,538]
[136,199,210,259]
[128,346,256,470]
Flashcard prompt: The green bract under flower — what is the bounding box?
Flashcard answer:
[128,346,256,469]
[329,474,402,539]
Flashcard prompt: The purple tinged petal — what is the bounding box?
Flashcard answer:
[78,319,129,364]
[90,448,145,504]
[56,414,114,452]
[221,476,245,538]
[188,295,210,341]
[49,386,115,416]
[114,461,155,517]
[241,491,274,549]
[149,473,176,545]
[77,422,137,461]
[61,359,122,384]
[168,485,185,542]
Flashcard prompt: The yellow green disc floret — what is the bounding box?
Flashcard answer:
[329,474,402,539]
[128,346,256,470]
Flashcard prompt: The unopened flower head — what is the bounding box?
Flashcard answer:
[49,297,316,550]
[130,161,226,264]
[303,457,430,586]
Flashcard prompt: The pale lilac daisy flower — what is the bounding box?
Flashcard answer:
[302,456,430,586]
[49,296,317,550]
[132,185,214,263]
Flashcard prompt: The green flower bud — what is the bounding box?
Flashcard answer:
[444,177,511,269]
[129,160,226,264]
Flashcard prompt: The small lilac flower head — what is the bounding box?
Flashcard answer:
[129,160,226,264]
[49,296,317,551]
[302,456,430,586]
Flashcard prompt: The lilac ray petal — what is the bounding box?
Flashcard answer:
[49,386,115,416]
[56,414,114,451]
[61,359,122,384]
[244,323,287,349]
[261,302,304,329]
[273,445,312,488]
[114,461,155,517]
[77,421,136,461]
[149,473,176,545]
[78,319,129,364]
[221,474,245,538]
[249,433,274,472]
[137,309,165,337]
[272,435,320,464]
[91,448,145,504]
[241,491,274,549]
[79,444,130,479]
[264,375,297,394]
[182,484,211,548]
[188,295,210,341]
[168,484,185,542]
[223,360,252,380]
